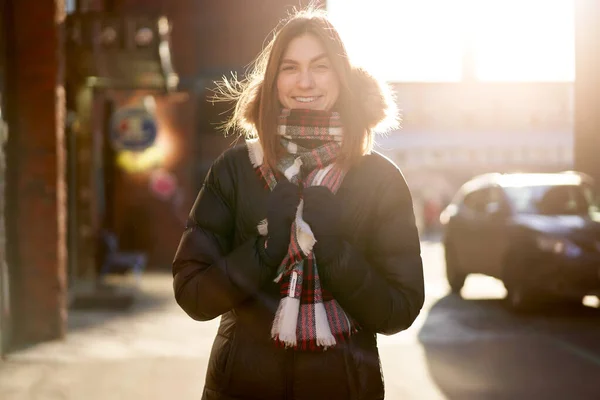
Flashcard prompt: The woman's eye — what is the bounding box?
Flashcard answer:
[280,65,296,71]
[314,64,329,70]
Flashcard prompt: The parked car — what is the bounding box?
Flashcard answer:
[440,171,600,311]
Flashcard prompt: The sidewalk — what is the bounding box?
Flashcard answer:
[0,267,448,400]
[0,272,219,400]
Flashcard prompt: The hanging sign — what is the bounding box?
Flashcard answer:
[110,106,157,152]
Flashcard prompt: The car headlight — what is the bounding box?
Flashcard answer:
[536,236,582,257]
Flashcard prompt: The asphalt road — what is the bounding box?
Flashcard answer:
[1,240,599,399]
[381,239,600,400]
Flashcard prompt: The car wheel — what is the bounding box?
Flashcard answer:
[445,243,467,294]
[505,284,531,311]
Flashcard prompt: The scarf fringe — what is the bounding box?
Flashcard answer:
[315,302,336,348]
[272,300,338,350]
[271,296,300,347]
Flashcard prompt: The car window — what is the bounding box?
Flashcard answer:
[582,183,599,212]
[536,185,589,215]
[504,184,593,215]
[489,186,509,209]
[463,188,490,213]
[503,186,536,213]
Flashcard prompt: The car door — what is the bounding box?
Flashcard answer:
[453,188,491,273]
[475,186,512,278]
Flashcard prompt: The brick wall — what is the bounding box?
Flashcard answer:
[5,0,67,345]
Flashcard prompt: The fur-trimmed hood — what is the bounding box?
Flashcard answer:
[350,67,399,133]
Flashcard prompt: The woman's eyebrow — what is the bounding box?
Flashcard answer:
[280,53,328,65]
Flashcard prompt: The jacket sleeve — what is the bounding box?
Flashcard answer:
[321,167,424,335]
[172,154,273,321]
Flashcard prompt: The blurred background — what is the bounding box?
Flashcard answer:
[0,1,599,399]
[329,0,578,237]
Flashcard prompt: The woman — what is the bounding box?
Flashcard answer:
[173,8,424,400]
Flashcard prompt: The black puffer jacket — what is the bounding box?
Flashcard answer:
[173,144,424,400]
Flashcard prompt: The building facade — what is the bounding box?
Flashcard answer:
[99,0,317,267]
[0,0,317,355]
[379,82,574,200]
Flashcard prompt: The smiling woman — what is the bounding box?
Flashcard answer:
[276,34,340,111]
[327,0,575,82]
[173,7,424,400]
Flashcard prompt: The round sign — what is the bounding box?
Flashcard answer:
[110,107,158,152]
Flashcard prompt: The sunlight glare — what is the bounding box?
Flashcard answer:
[470,0,575,81]
[328,0,575,82]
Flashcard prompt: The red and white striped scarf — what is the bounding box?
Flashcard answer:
[247,108,359,351]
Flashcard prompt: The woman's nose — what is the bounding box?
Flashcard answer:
[297,70,315,88]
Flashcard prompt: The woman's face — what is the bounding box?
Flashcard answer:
[276,33,340,111]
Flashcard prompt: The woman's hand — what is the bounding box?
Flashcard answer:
[262,180,301,267]
[302,186,343,266]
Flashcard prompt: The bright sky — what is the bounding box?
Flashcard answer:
[327,0,575,82]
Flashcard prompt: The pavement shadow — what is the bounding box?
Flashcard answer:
[418,294,600,400]
[66,272,175,333]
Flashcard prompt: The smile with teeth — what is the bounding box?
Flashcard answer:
[293,96,321,103]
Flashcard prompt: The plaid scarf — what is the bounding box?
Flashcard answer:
[247,108,359,351]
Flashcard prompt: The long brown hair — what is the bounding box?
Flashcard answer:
[213,7,397,169]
